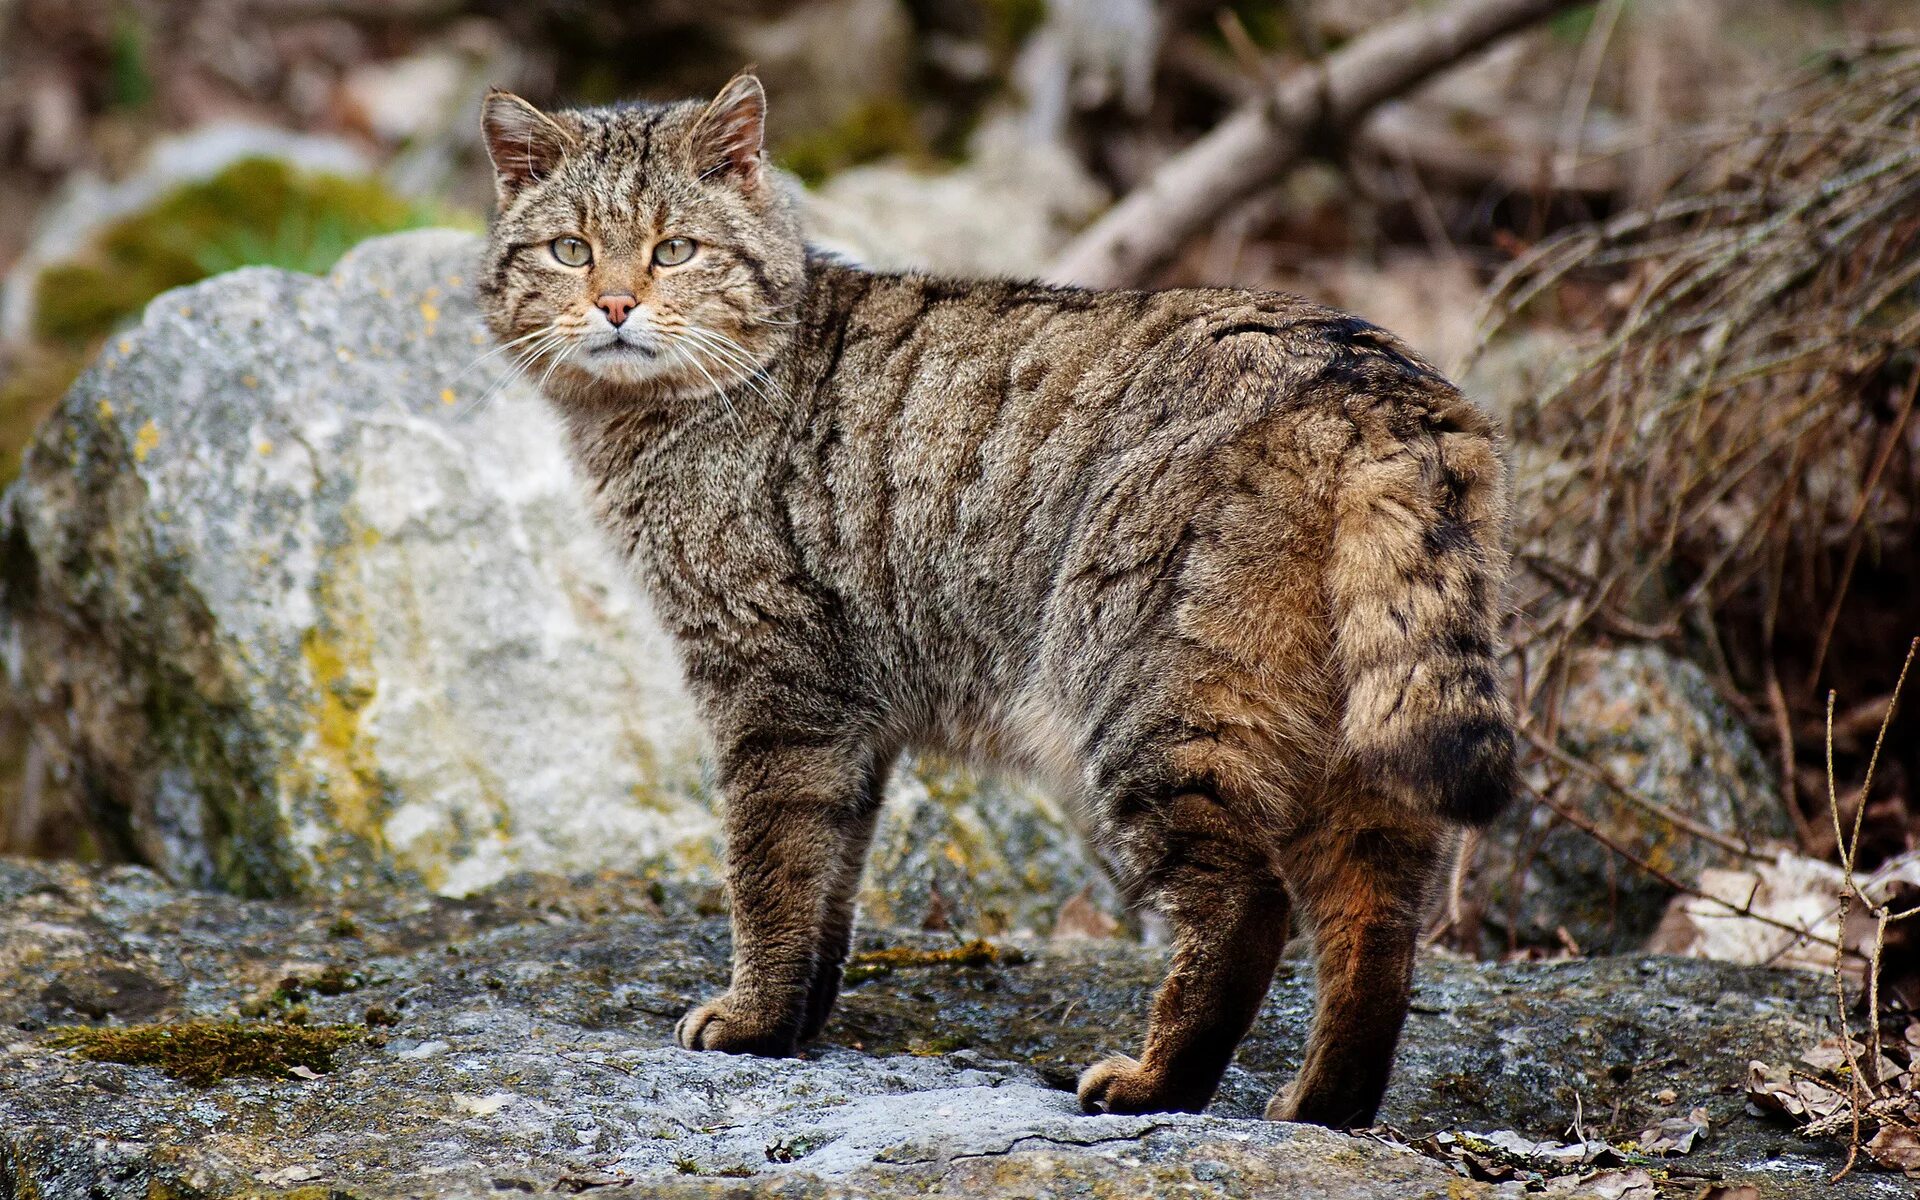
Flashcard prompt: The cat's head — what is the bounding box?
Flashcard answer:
[475,75,806,397]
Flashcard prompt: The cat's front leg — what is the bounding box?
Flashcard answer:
[676,726,879,1057]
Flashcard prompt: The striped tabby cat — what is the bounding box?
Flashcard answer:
[476,75,1514,1128]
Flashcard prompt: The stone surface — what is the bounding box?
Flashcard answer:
[0,856,1891,1200]
[1481,644,1792,954]
[0,229,1116,933]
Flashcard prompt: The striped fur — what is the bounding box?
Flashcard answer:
[476,78,1514,1129]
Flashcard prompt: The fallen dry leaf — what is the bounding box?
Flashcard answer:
[1579,1168,1657,1200]
[1050,887,1121,941]
[1746,1060,1848,1122]
[1635,1107,1709,1155]
[1866,1124,1920,1172]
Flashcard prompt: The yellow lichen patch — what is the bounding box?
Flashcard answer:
[133,420,161,462]
[242,374,259,389]
[419,301,440,327]
[96,398,114,422]
[843,939,1025,985]
[278,516,394,878]
[439,388,457,406]
[257,440,274,456]
[297,620,384,853]
[48,1020,365,1086]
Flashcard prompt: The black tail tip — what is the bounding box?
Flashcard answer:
[1419,717,1515,827]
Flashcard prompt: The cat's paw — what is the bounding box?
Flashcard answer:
[674,993,797,1056]
[1262,1083,1296,1122]
[1076,1054,1205,1114]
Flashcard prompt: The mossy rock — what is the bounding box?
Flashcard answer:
[32,157,469,347]
[775,97,929,186]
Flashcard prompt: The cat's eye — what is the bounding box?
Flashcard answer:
[551,236,592,268]
[653,237,697,267]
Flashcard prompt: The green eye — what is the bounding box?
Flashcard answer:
[653,237,697,267]
[551,236,592,267]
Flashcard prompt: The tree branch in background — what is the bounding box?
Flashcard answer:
[1048,0,1593,288]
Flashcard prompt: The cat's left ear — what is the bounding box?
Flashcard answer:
[692,73,768,190]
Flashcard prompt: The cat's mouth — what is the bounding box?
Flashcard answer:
[586,340,659,360]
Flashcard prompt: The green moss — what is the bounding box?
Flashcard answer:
[137,640,296,898]
[49,1020,365,1086]
[843,938,1025,985]
[775,98,927,186]
[910,1031,972,1056]
[32,157,471,346]
[1549,5,1602,42]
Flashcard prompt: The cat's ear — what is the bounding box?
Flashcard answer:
[481,90,577,201]
[691,73,768,189]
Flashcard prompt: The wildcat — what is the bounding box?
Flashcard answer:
[475,74,1513,1128]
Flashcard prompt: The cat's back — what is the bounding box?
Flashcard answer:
[796,263,1457,436]
[780,263,1484,708]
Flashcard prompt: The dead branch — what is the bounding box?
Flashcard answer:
[1048,0,1590,287]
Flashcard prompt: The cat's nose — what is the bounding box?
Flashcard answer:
[595,294,637,327]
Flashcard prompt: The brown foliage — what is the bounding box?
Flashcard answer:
[1473,40,1920,868]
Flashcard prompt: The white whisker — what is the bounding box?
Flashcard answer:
[460,327,573,419]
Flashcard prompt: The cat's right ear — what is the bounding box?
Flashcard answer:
[481,90,576,202]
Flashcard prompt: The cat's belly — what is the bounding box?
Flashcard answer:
[898,683,1090,808]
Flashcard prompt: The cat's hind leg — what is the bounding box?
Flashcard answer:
[1077,784,1291,1115]
[1266,814,1450,1127]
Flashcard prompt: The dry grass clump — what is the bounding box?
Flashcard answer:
[1471,40,1920,863]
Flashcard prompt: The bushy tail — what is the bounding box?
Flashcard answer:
[1326,381,1515,827]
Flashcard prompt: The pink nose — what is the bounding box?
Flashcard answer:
[596,294,637,326]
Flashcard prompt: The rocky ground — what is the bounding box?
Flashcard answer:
[0,855,1892,1199]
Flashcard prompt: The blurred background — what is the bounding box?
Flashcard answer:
[0,0,1917,973]
[0,0,1908,459]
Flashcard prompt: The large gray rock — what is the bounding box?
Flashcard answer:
[0,230,1116,933]
[0,856,1886,1200]
[1482,644,1791,954]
